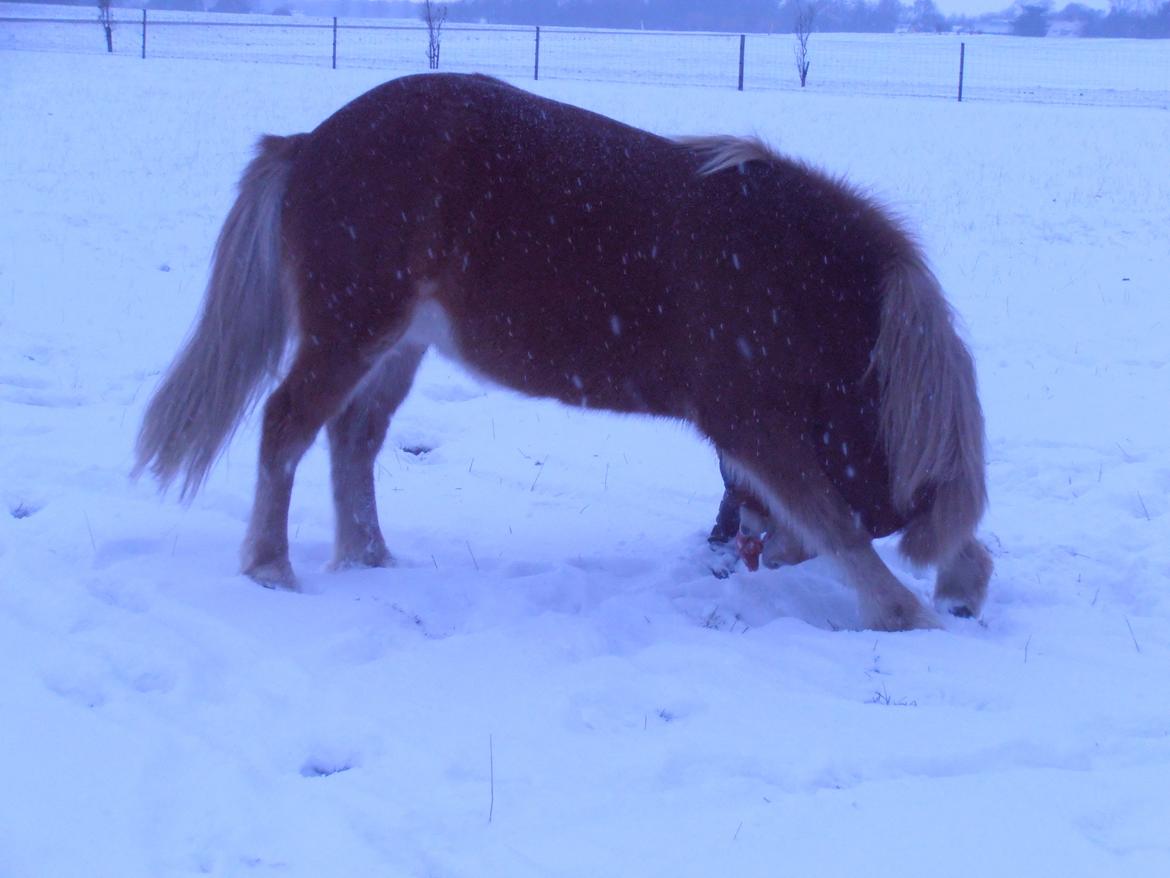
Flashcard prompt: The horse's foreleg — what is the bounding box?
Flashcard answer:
[833,544,940,631]
[242,346,371,588]
[709,450,745,544]
[327,343,427,570]
[712,421,937,631]
[708,485,743,545]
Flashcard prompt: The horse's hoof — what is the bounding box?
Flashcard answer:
[865,599,942,632]
[244,560,297,590]
[328,552,393,572]
[935,596,976,619]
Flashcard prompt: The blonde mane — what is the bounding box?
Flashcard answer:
[676,134,780,175]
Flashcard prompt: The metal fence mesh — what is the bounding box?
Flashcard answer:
[2,4,1168,108]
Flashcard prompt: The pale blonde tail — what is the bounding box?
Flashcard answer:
[134,134,305,499]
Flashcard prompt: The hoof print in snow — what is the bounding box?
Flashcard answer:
[9,502,36,520]
[299,758,353,778]
[400,444,433,457]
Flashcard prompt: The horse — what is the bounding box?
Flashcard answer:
[135,73,992,631]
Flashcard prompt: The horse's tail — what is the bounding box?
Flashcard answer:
[875,254,987,565]
[134,134,306,500]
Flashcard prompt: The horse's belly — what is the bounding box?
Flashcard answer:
[403,292,683,417]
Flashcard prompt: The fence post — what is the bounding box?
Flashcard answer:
[332,17,338,70]
[534,26,540,81]
[737,34,745,91]
[141,9,146,60]
[957,41,965,102]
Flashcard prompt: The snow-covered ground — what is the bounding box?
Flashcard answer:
[2,47,1169,877]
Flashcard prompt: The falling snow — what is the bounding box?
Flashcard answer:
[1,43,1169,878]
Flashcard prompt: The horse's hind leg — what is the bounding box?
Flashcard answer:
[327,343,427,570]
[933,538,993,618]
[242,345,372,588]
[712,420,937,631]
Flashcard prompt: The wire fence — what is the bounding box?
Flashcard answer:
[2,4,1168,108]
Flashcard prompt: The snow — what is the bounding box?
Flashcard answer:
[2,46,1170,877]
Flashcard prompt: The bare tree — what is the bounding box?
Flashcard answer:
[97,0,114,54]
[422,0,447,71]
[794,1,816,88]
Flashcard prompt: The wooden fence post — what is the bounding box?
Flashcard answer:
[534,26,540,81]
[332,17,338,70]
[141,9,146,60]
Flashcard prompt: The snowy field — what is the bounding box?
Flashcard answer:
[2,2,1169,106]
[2,45,1170,877]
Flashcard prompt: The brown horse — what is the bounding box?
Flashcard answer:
[135,73,991,631]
